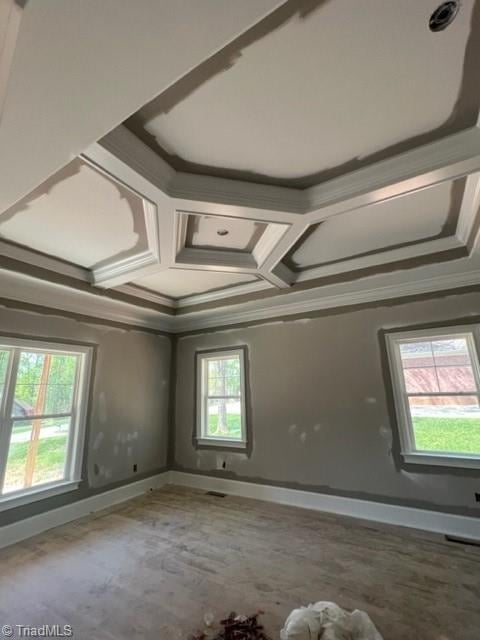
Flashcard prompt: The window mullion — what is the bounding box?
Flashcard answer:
[202,359,208,439]
[63,356,82,481]
[0,348,21,493]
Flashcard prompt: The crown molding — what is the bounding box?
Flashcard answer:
[0,238,89,282]
[173,267,480,334]
[170,171,307,215]
[305,127,480,216]
[175,248,257,272]
[116,284,175,309]
[294,236,463,283]
[175,279,272,308]
[1,257,480,336]
[0,268,175,332]
[92,198,161,288]
[92,249,161,288]
[456,173,480,245]
[97,125,175,194]
[4,124,480,324]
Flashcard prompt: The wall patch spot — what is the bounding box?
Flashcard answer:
[92,432,104,451]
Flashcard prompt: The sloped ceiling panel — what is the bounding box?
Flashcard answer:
[0,158,148,269]
[285,179,464,270]
[128,0,480,187]
[0,0,283,213]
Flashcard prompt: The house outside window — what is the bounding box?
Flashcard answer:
[0,337,93,509]
[386,326,480,468]
[196,347,248,449]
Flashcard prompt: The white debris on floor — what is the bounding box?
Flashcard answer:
[280,601,383,640]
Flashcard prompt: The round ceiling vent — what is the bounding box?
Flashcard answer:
[429,1,460,32]
[216,228,229,237]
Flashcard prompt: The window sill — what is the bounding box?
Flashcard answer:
[402,452,480,469]
[197,437,247,450]
[0,479,80,512]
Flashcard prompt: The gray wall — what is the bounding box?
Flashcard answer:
[0,305,171,526]
[174,289,480,517]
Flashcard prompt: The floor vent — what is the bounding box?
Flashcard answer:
[206,491,227,498]
[445,535,480,548]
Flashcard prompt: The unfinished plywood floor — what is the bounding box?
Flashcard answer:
[1,486,479,639]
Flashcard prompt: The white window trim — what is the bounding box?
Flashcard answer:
[0,336,93,509]
[196,348,247,449]
[386,324,480,469]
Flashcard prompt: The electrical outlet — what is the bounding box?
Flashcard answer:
[133,464,138,473]
[475,492,480,503]
[222,460,226,469]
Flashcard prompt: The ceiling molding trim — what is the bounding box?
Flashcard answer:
[0,268,175,333]
[92,250,160,289]
[293,236,463,283]
[305,128,480,218]
[115,284,175,309]
[96,125,174,194]
[175,248,257,272]
[260,221,307,280]
[456,173,480,245]
[170,171,307,215]
[260,264,293,289]
[175,211,189,255]
[92,199,161,289]
[172,268,480,334]
[176,279,272,308]
[0,239,89,282]
[252,223,290,267]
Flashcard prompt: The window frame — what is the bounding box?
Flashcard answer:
[0,336,93,511]
[195,347,248,449]
[386,324,480,469]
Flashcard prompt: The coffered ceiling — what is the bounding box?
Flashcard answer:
[127,0,480,187]
[1,0,480,332]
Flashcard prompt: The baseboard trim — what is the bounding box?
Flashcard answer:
[0,472,170,550]
[169,471,480,540]
[3,471,479,549]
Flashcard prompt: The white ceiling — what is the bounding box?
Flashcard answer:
[288,180,460,269]
[0,0,480,323]
[0,0,282,213]
[132,0,478,185]
[185,214,267,252]
[0,158,147,268]
[133,269,257,299]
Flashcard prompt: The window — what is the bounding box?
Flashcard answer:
[0,337,92,508]
[386,326,480,468]
[196,348,248,448]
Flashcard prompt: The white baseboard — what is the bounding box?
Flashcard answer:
[169,471,480,540]
[2,470,479,550]
[0,472,170,550]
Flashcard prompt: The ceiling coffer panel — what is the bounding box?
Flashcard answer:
[0,158,149,269]
[126,0,479,188]
[285,179,464,271]
[133,268,258,299]
[184,213,267,253]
